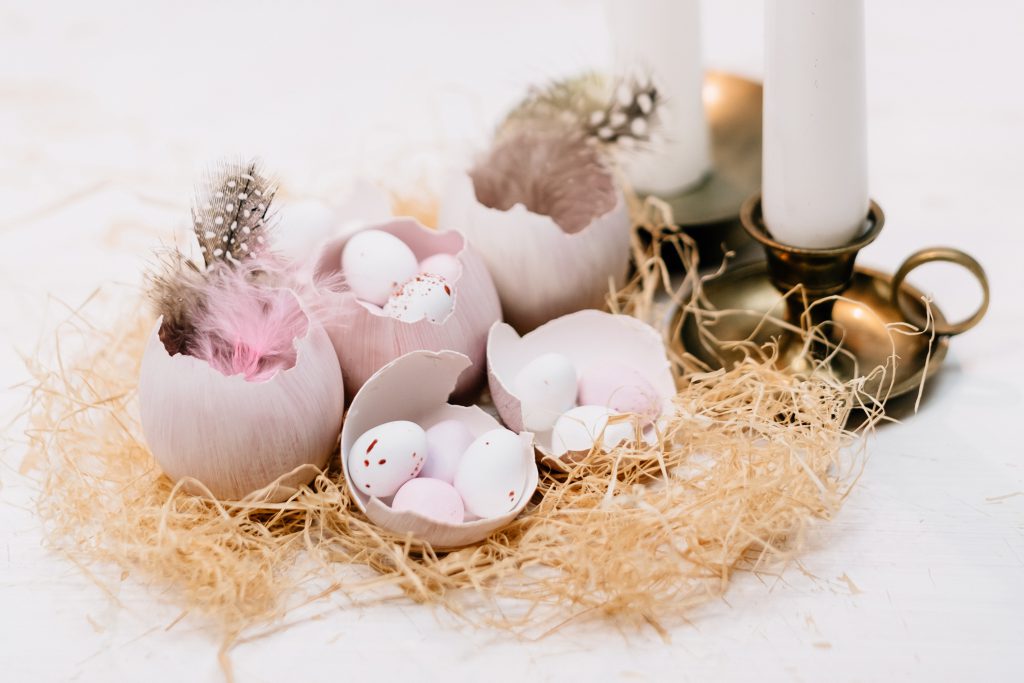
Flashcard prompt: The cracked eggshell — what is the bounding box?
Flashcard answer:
[341,350,538,549]
[313,218,501,401]
[437,171,630,333]
[487,309,675,470]
[138,294,345,502]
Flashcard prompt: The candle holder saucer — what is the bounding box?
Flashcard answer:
[647,71,762,267]
[673,195,989,404]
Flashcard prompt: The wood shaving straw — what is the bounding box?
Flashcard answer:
[23,189,903,658]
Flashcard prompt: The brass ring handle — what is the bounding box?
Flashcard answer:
[891,247,990,336]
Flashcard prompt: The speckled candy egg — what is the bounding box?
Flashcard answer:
[383,274,455,323]
[454,428,530,518]
[347,420,428,498]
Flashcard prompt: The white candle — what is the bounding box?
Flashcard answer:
[762,0,869,248]
[607,0,710,197]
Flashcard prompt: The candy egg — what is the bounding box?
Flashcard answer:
[551,405,635,457]
[421,419,475,484]
[577,362,661,424]
[513,352,578,432]
[419,253,462,283]
[383,274,455,323]
[341,229,419,306]
[391,478,465,524]
[347,420,428,498]
[454,428,530,519]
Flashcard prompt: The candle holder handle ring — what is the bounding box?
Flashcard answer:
[890,247,990,336]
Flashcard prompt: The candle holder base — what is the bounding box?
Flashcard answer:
[650,71,762,268]
[672,197,989,405]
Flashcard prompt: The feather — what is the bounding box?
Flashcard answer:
[192,158,278,267]
[499,71,662,151]
[470,129,618,234]
[190,265,309,382]
[144,249,208,356]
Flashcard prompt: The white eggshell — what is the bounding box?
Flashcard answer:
[341,229,419,306]
[391,478,465,524]
[577,362,661,424]
[421,419,475,484]
[551,405,634,457]
[419,253,462,283]
[513,352,578,432]
[454,428,531,519]
[383,274,455,323]
[347,420,428,498]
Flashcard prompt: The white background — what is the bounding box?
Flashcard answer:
[1,1,1022,681]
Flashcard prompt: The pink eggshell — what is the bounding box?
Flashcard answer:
[577,362,661,423]
[391,477,465,524]
[418,253,462,283]
[421,419,475,484]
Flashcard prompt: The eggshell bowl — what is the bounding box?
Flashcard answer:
[138,292,345,503]
[487,309,676,471]
[313,218,502,402]
[341,350,538,549]
[437,172,631,334]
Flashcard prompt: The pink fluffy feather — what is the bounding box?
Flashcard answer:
[190,265,309,382]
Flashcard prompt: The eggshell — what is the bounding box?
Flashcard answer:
[383,274,455,323]
[313,219,502,400]
[421,419,475,484]
[454,428,531,519]
[487,310,676,471]
[419,253,461,283]
[551,405,635,458]
[347,420,428,498]
[391,478,465,525]
[513,352,578,432]
[341,350,537,548]
[341,229,420,306]
[438,171,630,333]
[138,292,345,502]
[577,362,661,424]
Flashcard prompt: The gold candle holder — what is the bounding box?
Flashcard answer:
[676,194,990,403]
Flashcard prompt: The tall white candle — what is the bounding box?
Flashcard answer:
[762,0,869,248]
[607,0,710,197]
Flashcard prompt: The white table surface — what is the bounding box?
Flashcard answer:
[2,1,1021,681]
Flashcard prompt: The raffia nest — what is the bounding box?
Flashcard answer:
[21,190,894,665]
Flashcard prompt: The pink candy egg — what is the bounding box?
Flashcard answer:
[421,419,475,484]
[577,362,661,424]
[418,253,462,283]
[391,477,465,524]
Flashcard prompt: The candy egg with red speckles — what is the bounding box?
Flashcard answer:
[347,420,428,498]
[454,428,531,519]
[383,274,455,323]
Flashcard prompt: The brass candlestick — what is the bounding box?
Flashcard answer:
[675,194,989,403]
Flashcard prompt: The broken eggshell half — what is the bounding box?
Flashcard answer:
[312,218,501,401]
[341,350,537,549]
[138,292,345,502]
[487,309,676,471]
[437,159,631,334]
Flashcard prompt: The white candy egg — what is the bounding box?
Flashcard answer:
[341,229,419,306]
[454,428,530,519]
[419,253,462,283]
[421,419,475,484]
[513,352,578,432]
[383,274,455,323]
[551,405,634,457]
[347,420,428,498]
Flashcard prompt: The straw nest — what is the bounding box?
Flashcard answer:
[21,190,891,662]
